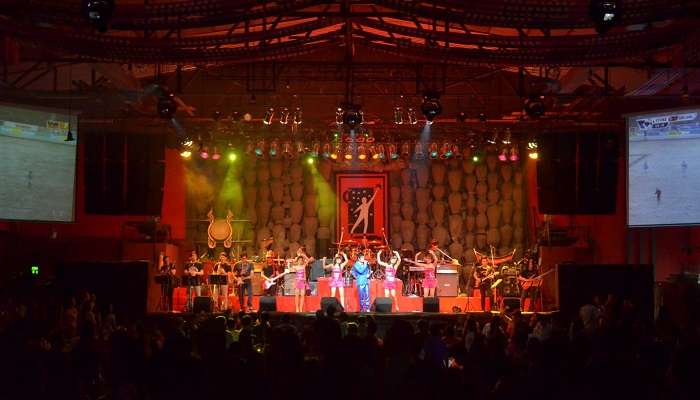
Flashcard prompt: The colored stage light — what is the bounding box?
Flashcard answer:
[472,150,484,163]
[279,107,290,125]
[30,265,39,275]
[414,142,426,160]
[452,144,461,159]
[429,143,439,159]
[421,91,442,123]
[344,144,354,160]
[269,140,279,157]
[282,141,293,158]
[501,130,512,144]
[310,141,320,157]
[180,150,192,159]
[498,148,508,162]
[400,142,411,158]
[157,91,178,119]
[440,142,452,159]
[263,107,274,125]
[528,151,539,160]
[330,143,340,160]
[255,140,265,157]
[199,145,209,159]
[321,142,331,158]
[527,139,539,159]
[407,108,418,125]
[509,147,519,161]
[590,0,620,34]
[228,152,237,162]
[335,107,344,125]
[295,141,305,154]
[306,157,314,165]
[211,147,221,160]
[487,131,499,145]
[293,107,303,125]
[358,144,367,160]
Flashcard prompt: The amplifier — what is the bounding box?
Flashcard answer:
[437,272,459,296]
[283,273,296,296]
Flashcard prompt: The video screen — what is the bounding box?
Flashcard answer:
[0,103,77,222]
[627,108,700,227]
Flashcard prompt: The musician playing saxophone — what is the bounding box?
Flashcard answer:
[473,257,497,311]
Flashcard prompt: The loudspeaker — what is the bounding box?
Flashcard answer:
[437,272,459,296]
[423,297,439,313]
[373,297,393,313]
[502,297,521,311]
[193,296,212,313]
[259,296,277,312]
[283,274,296,295]
[320,297,343,313]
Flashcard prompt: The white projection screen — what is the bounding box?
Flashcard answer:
[627,108,700,227]
[0,103,78,222]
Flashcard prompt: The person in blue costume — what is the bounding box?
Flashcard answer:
[351,253,371,312]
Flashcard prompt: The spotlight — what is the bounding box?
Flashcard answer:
[429,143,439,159]
[407,108,418,125]
[487,131,499,145]
[376,144,386,160]
[322,142,331,158]
[440,142,453,159]
[180,150,192,159]
[269,140,279,157]
[472,150,484,163]
[211,147,221,161]
[255,140,265,157]
[343,106,363,128]
[393,107,404,124]
[498,148,508,162]
[295,141,305,155]
[181,138,194,148]
[157,91,178,119]
[335,107,344,125]
[452,144,462,159]
[82,0,114,32]
[306,157,315,165]
[263,107,274,125]
[293,107,303,125]
[501,129,512,144]
[228,152,238,162]
[199,144,209,159]
[478,112,487,122]
[64,130,75,142]
[524,96,546,118]
[330,143,340,160]
[358,144,367,160]
[387,144,399,160]
[344,143,354,160]
[242,112,253,122]
[528,151,539,160]
[590,0,620,34]
[414,142,426,160]
[310,141,320,157]
[456,112,467,123]
[527,139,539,160]
[509,147,520,161]
[282,141,293,158]
[279,107,290,124]
[420,92,442,123]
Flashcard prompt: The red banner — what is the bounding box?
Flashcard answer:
[336,173,388,240]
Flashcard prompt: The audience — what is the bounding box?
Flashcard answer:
[1,289,699,400]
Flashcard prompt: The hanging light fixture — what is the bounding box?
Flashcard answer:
[293,107,303,125]
[279,107,290,125]
[401,142,411,158]
[344,143,354,160]
[255,140,265,157]
[357,144,368,160]
[429,143,439,159]
[440,142,453,159]
[335,107,344,125]
[211,147,221,160]
[330,143,341,160]
[393,107,404,125]
[509,147,520,161]
[407,108,418,125]
[498,148,508,162]
[282,141,294,158]
[414,142,426,160]
[269,139,279,158]
[420,91,442,124]
[199,143,209,159]
[263,107,275,125]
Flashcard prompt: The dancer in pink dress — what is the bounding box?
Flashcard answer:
[377,249,402,311]
[412,250,438,298]
[292,255,307,312]
[323,252,349,309]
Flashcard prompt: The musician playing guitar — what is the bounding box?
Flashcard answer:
[234,253,254,312]
[473,257,497,311]
[518,257,541,311]
[261,250,279,296]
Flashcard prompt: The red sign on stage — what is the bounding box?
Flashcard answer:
[336,173,388,240]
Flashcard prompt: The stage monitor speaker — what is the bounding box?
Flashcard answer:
[502,297,521,311]
[320,297,343,314]
[423,297,439,313]
[373,297,393,313]
[437,272,459,296]
[259,296,277,312]
[193,296,212,313]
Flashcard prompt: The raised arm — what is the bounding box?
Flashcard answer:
[376,250,390,268]
[340,252,349,269]
[367,188,379,207]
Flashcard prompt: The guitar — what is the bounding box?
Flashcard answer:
[474,268,499,287]
[263,269,290,290]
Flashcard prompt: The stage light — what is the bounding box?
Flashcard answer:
[330,143,340,160]
[228,152,238,162]
[524,96,545,118]
[269,140,279,157]
[527,139,539,159]
[440,142,453,159]
[295,141,305,155]
[401,142,411,158]
[528,151,539,160]
[487,131,499,145]
[212,111,221,121]
[255,140,265,157]
[306,157,315,165]
[501,129,512,144]
[279,107,290,125]
[64,130,75,142]
[321,142,331,158]
[421,92,442,123]
[344,147,353,161]
[310,141,320,157]
[180,150,192,159]
[478,112,487,122]
[231,111,241,122]
[263,107,274,125]
[157,92,178,119]
[83,0,114,32]
[414,142,426,160]
[369,145,379,160]
[452,144,462,159]
[429,143,439,159]
[456,111,467,123]
[393,107,404,124]
[358,144,367,160]
[343,107,363,128]
[385,144,397,160]
[335,107,344,125]
[590,0,620,34]
[498,148,508,162]
[181,138,194,148]
[293,107,303,125]
[243,112,253,122]
[407,108,418,125]
[211,147,221,160]
[245,142,254,155]
[199,144,209,159]
[509,147,520,161]
[282,141,293,158]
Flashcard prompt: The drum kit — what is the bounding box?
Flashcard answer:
[331,233,390,285]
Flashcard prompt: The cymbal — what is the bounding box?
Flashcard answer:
[332,239,357,245]
[373,245,388,249]
[367,240,384,245]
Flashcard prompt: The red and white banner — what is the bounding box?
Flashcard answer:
[336,173,388,240]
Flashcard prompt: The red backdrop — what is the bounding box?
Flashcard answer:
[336,173,388,240]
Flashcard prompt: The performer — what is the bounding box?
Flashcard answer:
[350,186,379,234]
[351,253,371,312]
[412,250,438,298]
[292,255,308,312]
[377,249,401,311]
[473,257,496,311]
[260,250,279,296]
[212,252,231,311]
[415,239,444,263]
[323,252,349,309]
[184,250,204,312]
[234,253,254,312]
[157,253,177,312]
[519,257,540,312]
